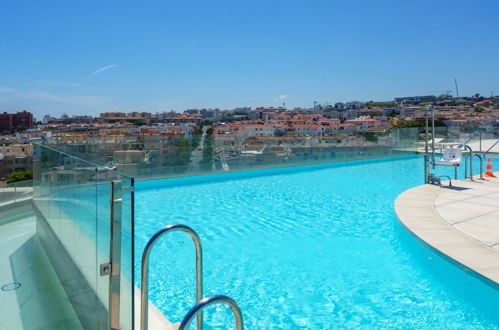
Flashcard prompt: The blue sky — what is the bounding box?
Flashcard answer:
[0,0,498,118]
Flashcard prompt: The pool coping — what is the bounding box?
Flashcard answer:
[394,174,499,286]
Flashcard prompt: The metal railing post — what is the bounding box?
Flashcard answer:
[469,147,474,180]
[109,180,123,330]
[474,154,484,180]
[141,224,203,330]
[479,131,482,152]
[424,154,430,184]
[465,155,469,179]
[424,107,429,183]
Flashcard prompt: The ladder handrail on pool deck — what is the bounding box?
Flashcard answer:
[178,295,244,330]
[140,224,203,330]
[483,139,499,159]
[465,153,484,180]
[140,224,244,330]
[457,144,479,181]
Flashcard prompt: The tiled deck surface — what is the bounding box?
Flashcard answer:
[395,172,499,285]
[0,211,82,329]
[0,199,175,330]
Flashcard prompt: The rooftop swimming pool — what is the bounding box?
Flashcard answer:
[135,155,499,329]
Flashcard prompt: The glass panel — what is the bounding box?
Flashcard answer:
[47,127,427,181]
[0,179,33,205]
[33,143,134,330]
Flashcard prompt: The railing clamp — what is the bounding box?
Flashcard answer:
[100,262,112,276]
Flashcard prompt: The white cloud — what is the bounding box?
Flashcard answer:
[273,94,289,103]
[89,64,119,77]
[0,85,112,116]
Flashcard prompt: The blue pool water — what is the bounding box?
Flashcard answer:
[135,155,499,329]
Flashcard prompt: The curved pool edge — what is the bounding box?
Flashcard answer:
[394,178,499,287]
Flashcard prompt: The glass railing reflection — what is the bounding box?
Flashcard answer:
[33,143,134,330]
[45,127,432,181]
[0,179,33,206]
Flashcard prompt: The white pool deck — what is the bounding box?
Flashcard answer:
[416,138,499,154]
[0,187,33,208]
[0,212,83,329]
[395,171,499,285]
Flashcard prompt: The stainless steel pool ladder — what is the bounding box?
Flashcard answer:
[457,144,480,181]
[141,224,203,330]
[140,224,243,330]
[457,143,485,180]
[465,153,483,180]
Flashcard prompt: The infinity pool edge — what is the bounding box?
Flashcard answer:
[395,175,499,287]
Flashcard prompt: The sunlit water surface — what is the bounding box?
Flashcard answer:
[135,155,499,329]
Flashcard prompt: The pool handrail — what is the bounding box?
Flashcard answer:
[178,295,243,330]
[462,135,475,147]
[429,174,452,187]
[140,224,203,330]
[465,153,484,180]
[483,139,499,160]
[457,144,474,181]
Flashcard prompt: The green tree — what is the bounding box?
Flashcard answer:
[6,169,33,183]
[200,137,213,164]
[168,136,193,166]
[359,132,378,142]
[391,122,424,129]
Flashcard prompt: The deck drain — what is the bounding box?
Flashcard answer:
[1,282,22,291]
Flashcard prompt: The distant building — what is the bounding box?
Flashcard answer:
[232,107,251,114]
[0,111,34,133]
[42,115,56,124]
[0,154,32,179]
[345,117,389,131]
[165,113,203,124]
[394,95,436,104]
[43,114,93,124]
[250,107,286,120]
[334,102,345,110]
[381,107,401,116]
[344,101,366,110]
[152,111,176,121]
[71,115,93,123]
[0,144,32,179]
[100,112,151,124]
